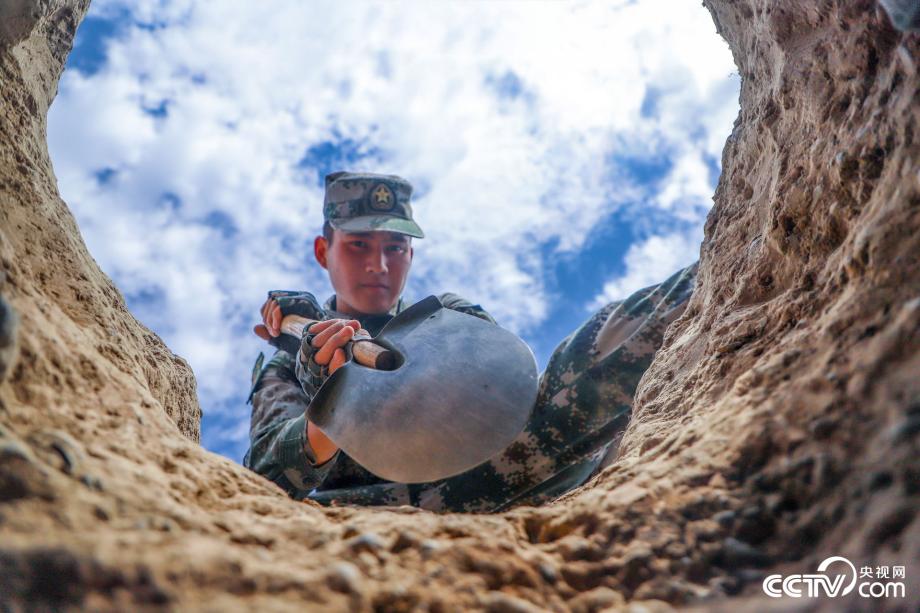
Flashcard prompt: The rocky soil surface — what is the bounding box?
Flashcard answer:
[1,0,917,610]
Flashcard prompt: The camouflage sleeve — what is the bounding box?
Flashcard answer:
[242,349,341,497]
[436,292,497,324]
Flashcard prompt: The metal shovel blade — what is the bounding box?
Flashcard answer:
[306,296,538,483]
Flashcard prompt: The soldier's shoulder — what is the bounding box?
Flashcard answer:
[436,292,475,309]
[435,293,496,324]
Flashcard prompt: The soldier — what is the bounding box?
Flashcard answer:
[243,170,698,512]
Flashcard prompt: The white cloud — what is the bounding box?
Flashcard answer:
[588,230,703,310]
[48,0,738,458]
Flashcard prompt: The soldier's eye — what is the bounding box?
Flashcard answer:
[350,241,367,248]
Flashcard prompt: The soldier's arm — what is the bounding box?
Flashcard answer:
[243,350,341,498]
[437,292,497,324]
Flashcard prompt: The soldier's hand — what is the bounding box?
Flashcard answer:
[308,319,362,374]
[253,298,282,340]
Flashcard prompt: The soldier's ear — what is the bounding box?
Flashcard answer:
[314,236,329,269]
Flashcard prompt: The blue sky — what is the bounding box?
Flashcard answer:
[49,0,739,463]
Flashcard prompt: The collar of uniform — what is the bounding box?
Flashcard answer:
[323,295,407,318]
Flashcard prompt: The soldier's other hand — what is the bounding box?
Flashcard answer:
[308,319,361,374]
[253,298,282,340]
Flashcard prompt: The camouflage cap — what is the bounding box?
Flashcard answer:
[323,171,424,238]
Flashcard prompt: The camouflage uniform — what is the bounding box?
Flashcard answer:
[242,170,699,512]
[244,264,697,513]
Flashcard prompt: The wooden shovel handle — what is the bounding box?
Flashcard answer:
[280,315,396,370]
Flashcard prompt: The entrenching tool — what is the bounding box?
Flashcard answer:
[274,296,538,483]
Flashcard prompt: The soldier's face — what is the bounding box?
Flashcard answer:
[314,229,413,316]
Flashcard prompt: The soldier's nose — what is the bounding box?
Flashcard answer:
[366,249,387,273]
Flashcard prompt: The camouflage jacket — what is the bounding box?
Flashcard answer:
[244,264,698,513]
[243,293,497,500]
